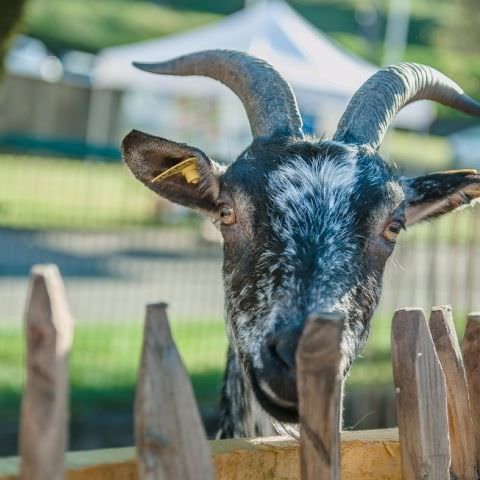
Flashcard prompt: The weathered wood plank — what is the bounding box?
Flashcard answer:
[134,303,214,480]
[429,307,477,478]
[19,264,74,480]
[391,308,450,480]
[462,312,480,469]
[296,313,344,480]
[0,429,403,480]
[429,306,477,479]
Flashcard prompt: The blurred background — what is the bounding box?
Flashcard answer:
[0,0,479,455]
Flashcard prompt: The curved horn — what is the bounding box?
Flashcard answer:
[333,63,480,151]
[134,50,303,139]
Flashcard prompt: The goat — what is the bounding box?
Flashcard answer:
[122,50,480,438]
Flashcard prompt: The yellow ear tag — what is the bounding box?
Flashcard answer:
[151,157,200,185]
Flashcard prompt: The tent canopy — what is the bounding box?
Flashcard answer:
[93,0,433,131]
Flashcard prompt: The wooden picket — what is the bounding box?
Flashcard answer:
[135,302,214,480]
[296,314,343,480]
[429,307,477,479]
[462,312,480,470]
[19,264,73,480]
[392,308,450,479]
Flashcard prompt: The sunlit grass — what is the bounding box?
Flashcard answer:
[381,130,452,172]
[347,308,471,389]
[0,155,158,229]
[0,319,227,419]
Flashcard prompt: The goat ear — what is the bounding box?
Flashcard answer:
[122,130,224,214]
[403,169,480,226]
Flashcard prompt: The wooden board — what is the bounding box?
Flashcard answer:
[19,265,74,480]
[296,313,343,480]
[392,308,450,480]
[429,306,477,479]
[462,312,480,470]
[0,429,402,480]
[135,303,214,480]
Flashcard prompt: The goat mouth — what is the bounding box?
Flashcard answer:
[250,372,299,423]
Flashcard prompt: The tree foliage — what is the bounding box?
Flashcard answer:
[0,0,28,66]
[24,0,219,54]
[455,0,480,52]
[430,0,480,111]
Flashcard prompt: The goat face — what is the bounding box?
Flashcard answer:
[122,51,480,424]
[219,139,403,421]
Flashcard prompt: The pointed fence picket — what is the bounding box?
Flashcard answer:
[19,264,73,480]
[135,302,214,480]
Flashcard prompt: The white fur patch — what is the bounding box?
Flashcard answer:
[267,153,358,246]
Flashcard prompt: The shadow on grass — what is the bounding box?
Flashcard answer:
[0,369,224,456]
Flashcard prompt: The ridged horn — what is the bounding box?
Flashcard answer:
[333,63,480,151]
[134,49,304,139]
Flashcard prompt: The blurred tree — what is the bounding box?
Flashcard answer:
[457,0,480,51]
[0,0,28,69]
[431,0,480,106]
[436,0,480,53]
[24,0,219,54]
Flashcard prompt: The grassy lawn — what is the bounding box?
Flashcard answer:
[381,130,452,172]
[0,155,166,230]
[0,319,228,421]
[349,308,472,388]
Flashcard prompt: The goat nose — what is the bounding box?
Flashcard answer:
[268,327,302,370]
[267,311,345,370]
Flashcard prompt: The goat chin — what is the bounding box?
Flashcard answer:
[273,421,300,440]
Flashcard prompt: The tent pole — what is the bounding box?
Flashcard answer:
[383,0,411,65]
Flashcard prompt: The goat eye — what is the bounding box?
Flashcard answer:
[383,221,403,242]
[219,205,236,226]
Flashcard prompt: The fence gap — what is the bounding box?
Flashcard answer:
[461,312,480,469]
[135,302,214,480]
[391,308,450,480]
[429,306,477,479]
[19,264,74,480]
[296,313,343,480]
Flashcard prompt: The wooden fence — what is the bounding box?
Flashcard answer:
[2,263,480,479]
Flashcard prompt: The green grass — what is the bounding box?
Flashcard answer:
[381,130,452,172]
[0,154,169,229]
[0,312,393,424]
[348,309,471,390]
[0,319,228,421]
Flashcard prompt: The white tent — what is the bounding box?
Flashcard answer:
[90,0,433,155]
